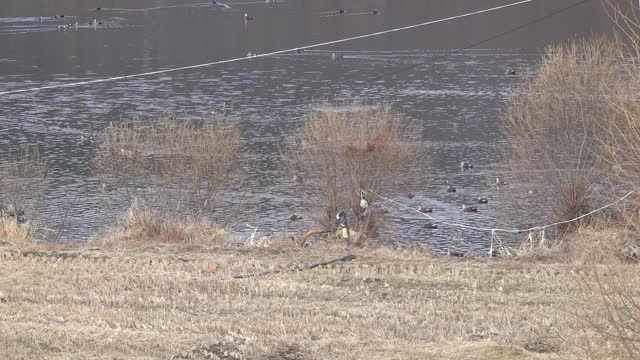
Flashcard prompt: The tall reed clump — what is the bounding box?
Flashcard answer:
[94,115,241,244]
[283,104,418,244]
[0,147,47,247]
[502,37,618,234]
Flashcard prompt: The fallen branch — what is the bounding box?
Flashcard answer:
[232,254,356,279]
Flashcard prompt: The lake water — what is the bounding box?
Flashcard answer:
[0,0,614,254]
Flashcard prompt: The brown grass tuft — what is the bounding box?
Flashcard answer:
[100,202,230,247]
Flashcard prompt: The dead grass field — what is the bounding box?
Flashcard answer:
[0,239,622,360]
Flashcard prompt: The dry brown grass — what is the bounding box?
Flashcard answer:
[283,103,420,243]
[0,147,47,247]
[97,202,231,248]
[0,241,620,359]
[0,219,35,250]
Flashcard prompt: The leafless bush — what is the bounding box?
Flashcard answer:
[574,263,640,360]
[0,147,47,246]
[95,115,241,222]
[283,103,419,243]
[502,36,617,232]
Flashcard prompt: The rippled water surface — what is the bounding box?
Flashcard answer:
[0,0,613,253]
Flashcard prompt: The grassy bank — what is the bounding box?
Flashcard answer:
[0,240,615,359]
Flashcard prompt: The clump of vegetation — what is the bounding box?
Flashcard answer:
[502,37,618,233]
[574,262,640,360]
[0,147,47,247]
[96,115,241,218]
[101,201,230,247]
[283,103,419,244]
[95,115,241,244]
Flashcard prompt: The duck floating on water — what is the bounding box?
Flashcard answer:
[422,222,438,229]
[372,10,379,15]
[417,207,432,213]
[406,193,415,199]
[506,68,517,75]
[446,183,456,192]
[244,13,254,21]
[495,176,507,187]
[477,197,488,204]
[462,204,478,212]
[460,161,473,170]
[288,213,303,221]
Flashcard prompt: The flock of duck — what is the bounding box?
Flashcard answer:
[288,160,509,227]
[34,8,106,31]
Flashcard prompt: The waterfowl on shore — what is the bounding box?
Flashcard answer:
[462,204,478,212]
[293,174,303,184]
[417,207,432,213]
[244,13,253,21]
[102,183,114,192]
[460,161,473,170]
[288,213,303,221]
[477,197,488,204]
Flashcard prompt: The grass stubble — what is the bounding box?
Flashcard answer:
[0,233,625,360]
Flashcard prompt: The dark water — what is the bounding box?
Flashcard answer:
[0,0,614,254]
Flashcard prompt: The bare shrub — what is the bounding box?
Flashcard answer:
[283,103,419,243]
[574,263,640,360]
[0,147,47,246]
[95,115,241,222]
[502,36,618,232]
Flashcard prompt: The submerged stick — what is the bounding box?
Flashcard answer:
[232,254,356,279]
